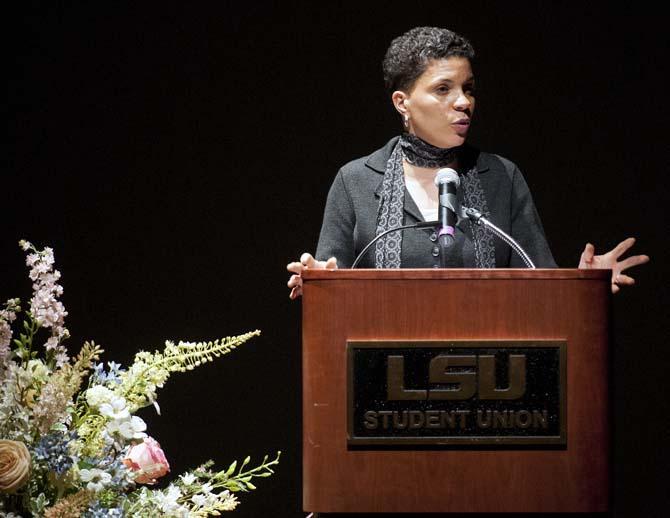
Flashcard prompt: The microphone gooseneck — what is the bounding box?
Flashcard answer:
[463,207,536,268]
[351,221,438,269]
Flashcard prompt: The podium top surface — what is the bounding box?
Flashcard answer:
[302,268,611,281]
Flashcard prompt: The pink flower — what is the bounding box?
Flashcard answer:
[123,437,170,484]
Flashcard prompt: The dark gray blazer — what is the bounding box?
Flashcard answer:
[315,137,556,268]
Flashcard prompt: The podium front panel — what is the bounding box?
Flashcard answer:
[302,269,610,513]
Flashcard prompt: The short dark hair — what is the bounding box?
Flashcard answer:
[382,27,475,94]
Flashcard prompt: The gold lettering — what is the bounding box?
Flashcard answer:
[515,410,532,428]
[477,409,491,428]
[392,411,408,429]
[425,410,440,428]
[478,354,526,400]
[493,410,510,428]
[457,409,470,428]
[428,355,476,400]
[363,411,378,429]
[378,410,392,429]
[440,410,457,428]
[387,356,427,400]
[409,410,425,429]
[532,409,548,429]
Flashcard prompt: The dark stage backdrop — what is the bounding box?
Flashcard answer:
[4,3,668,517]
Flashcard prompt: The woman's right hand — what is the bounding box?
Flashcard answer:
[286,253,338,299]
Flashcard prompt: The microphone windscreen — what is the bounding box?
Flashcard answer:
[434,168,460,188]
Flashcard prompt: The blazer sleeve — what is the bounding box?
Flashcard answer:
[315,169,357,267]
[509,165,557,268]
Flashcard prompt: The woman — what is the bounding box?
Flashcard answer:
[287,27,648,298]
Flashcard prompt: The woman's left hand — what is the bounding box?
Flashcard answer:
[578,237,650,294]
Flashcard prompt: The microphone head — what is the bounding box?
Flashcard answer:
[434,167,460,188]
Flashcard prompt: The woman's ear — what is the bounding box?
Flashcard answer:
[392,91,411,129]
[391,90,410,118]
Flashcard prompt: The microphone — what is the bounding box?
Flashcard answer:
[434,168,460,249]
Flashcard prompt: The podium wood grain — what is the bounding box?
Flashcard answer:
[301,269,610,513]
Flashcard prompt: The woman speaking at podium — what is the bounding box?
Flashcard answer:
[287,27,648,298]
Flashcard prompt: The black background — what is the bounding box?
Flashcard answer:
[4,2,669,517]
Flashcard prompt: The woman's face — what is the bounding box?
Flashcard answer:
[398,56,475,149]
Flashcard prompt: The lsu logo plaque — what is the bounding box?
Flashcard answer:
[347,341,566,447]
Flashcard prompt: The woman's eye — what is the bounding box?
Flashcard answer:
[436,84,475,95]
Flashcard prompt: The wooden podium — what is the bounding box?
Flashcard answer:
[301,269,611,514]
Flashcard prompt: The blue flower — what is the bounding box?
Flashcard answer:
[81,454,134,492]
[83,503,124,517]
[33,432,76,475]
[105,361,124,384]
[90,362,107,383]
[90,361,125,385]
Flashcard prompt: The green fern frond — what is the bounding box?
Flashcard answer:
[118,330,260,412]
[157,330,261,373]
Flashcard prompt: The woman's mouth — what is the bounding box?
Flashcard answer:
[452,119,470,134]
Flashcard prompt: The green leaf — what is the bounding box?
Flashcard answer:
[227,481,241,491]
[28,493,49,515]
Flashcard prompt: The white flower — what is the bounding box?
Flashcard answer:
[26,359,50,381]
[218,489,240,511]
[194,489,238,511]
[107,415,147,441]
[119,416,147,440]
[42,247,54,266]
[180,473,196,486]
[44,336,59,351]
[79,468,112,492]
[219,490,239,511]
[190,484,218,509]
[0,321,10,360]
[99,396,130,420]
[26,253,39,267]
[0,300,19,359]
[24,244,68,351]
[191,493,209,507]
[156,484,183,514]
[54,347,69,368]
[85,385,115,408]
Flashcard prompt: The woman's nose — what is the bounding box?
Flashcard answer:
[453,91,471,110]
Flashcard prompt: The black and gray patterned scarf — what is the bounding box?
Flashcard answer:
[374,133,496,268]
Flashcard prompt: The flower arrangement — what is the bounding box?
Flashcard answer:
[0,241,280,517]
